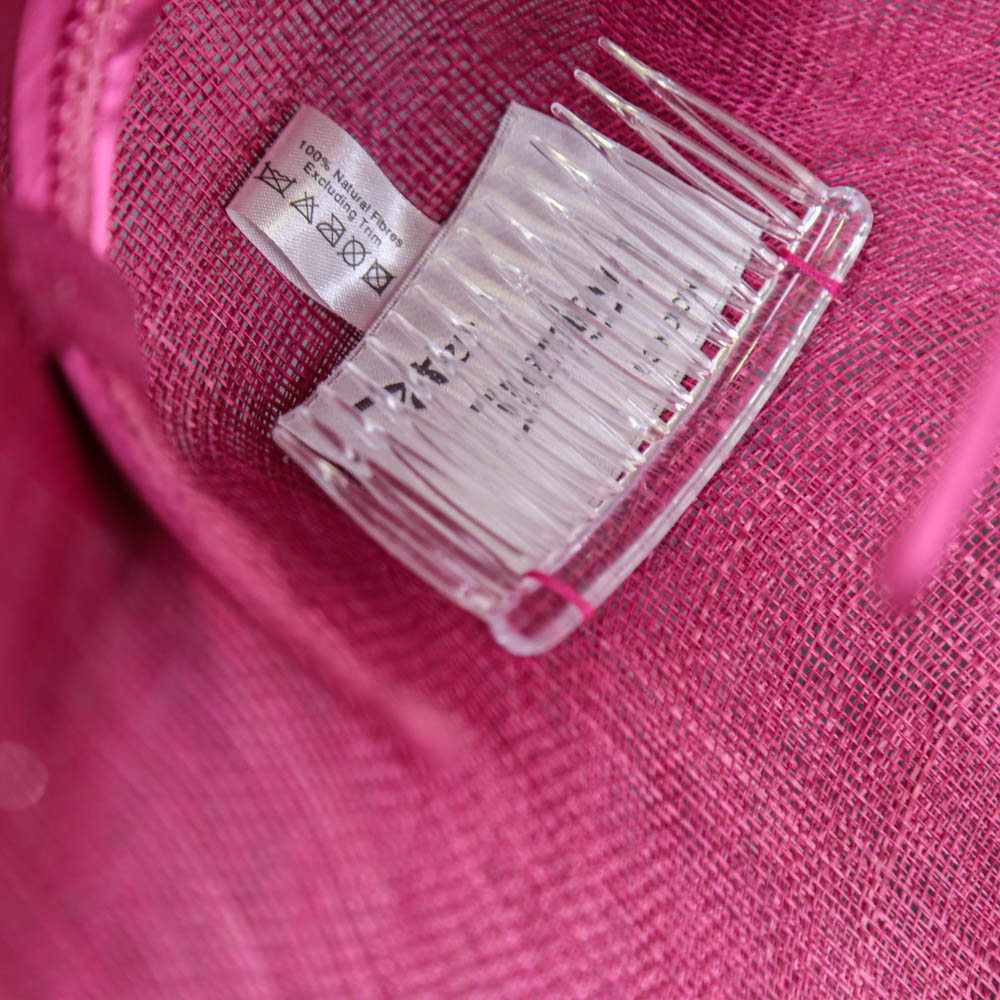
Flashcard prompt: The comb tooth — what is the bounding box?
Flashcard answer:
[406,277,649,459]
[365,329,605,518]
[518,150,760,313]
[508,184,730,373]
[376,435,545,563]
[489,246,692,403]
[529,136,779,305]
[501,273,686,414]
[483,194,653,345]
[390,309,628,487]
[285,419,521,595]
[488,247,680,410]
[639,79,813,206]
[574,70,800,232]
[481,198,704,397]
[597,37,827,201]
[524,141,736,274]
[427,269,658,447]
[550,102,787,258]
[383,409,573,554]
[343,356,414,428]
[310,401,534,578]
[492,223,711,393]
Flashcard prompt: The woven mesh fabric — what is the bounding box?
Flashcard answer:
[6,0,1000,996]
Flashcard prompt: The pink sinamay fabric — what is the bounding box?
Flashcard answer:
[4,1,1000,996]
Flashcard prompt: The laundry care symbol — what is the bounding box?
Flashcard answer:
[316,213,346,248]
[290,192,317,224]
[340,239,366,269]
[256,161,296,197]
[307,209,392,295]
[362,260,394,295]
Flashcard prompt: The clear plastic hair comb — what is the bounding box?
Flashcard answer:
[275,38,872,654]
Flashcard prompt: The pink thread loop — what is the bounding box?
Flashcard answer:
[525,571,595,620]
[775,245,842,296]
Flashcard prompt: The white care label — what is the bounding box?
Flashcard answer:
[227,107,440,329]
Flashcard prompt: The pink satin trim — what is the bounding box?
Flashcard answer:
[11,0,166,255]
[525,571,595,620]
[885,319,1000,603]
[9,0,75,213]
[89,0,166,254]
[775,244,842,296]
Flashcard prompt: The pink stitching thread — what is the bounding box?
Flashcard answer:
[525,571,595,620]
[775,245,842,296]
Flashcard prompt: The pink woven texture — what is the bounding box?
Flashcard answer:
[4,0,1000,996]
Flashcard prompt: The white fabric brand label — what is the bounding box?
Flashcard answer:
[227,107,440,329]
